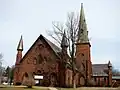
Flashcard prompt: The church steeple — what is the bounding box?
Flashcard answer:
[77,3,89,43]
[75,3,92,81]
[17,35,23,51]
[15,35,23,65]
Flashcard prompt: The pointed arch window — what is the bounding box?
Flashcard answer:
[33,57,37,65]
[82,53,84,56]
[38,54,43,64]
[81,63,85,72]
[38,43,44,50]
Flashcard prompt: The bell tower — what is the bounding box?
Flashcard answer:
[75,3,92,83]
[14,35,23,85]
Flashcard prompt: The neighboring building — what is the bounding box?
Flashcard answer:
[92,62,112,87]
[13,3,112,87]
[111,75,120,87]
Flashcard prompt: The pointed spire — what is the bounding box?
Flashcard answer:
[77,3,89,43]
[108,61,112,67]
[61,30,68,47]
[17,35,23,51]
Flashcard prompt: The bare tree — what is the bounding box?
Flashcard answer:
[47,12,79,88]
[10,65,15,85]
[0,53,3,66]
[5,66,11,84]
[47,12,79,55]
[0,53,4,84]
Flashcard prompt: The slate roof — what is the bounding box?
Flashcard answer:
[42,35,61,54]
[92,64,108,76]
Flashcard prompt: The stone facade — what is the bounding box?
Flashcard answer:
[14,36,60,86]
[14,3,112,87]
[14,34,91,87]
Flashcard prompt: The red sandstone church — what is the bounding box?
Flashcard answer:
[14,4,112,87]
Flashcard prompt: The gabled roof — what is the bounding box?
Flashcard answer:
[92,64,108,76]
[20,34,61,63]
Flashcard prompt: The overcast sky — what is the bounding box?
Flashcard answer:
[0,0,120,70]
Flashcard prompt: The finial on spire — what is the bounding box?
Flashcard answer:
[61,30,68,47]
[77,3,89,43]
[80,3,85,23]
[17,35,23,51]
[108,61,112,67]
[81,3,83,9]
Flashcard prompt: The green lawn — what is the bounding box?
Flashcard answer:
[57,87,119,90]
[0,85,119,90]
[0,87,48,90]
[0,87,119,90]
[0,87,37,90]
[0,85,48,90]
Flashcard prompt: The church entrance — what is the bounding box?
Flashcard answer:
[49,73,57,87]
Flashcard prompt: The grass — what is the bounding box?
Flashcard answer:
[0,85,119,90]
[0,87,48,90]
[0,87,37,90]
[57,87,118,90]
[0,85,48,90]
[0,87,119,90]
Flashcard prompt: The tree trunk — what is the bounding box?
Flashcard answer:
[72,42,76,88]
[0,77,1,84]
[73,74,76,88]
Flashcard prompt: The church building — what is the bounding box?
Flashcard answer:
[13,3,112,87]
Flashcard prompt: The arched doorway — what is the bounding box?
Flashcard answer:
[22,72,29,79]
[79,74,85,86]
[80,76,85,86]
[22,72,35,86]
[49,73,57,87]
[21,72,29,85]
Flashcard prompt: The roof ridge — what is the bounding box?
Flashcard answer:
[92,64,108,65]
